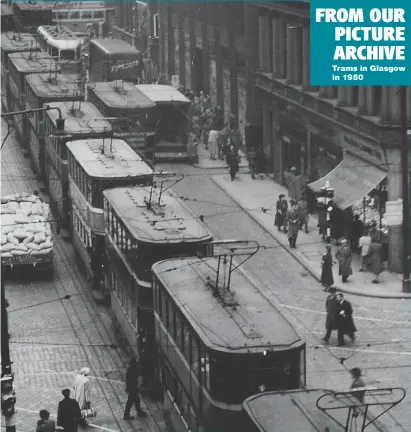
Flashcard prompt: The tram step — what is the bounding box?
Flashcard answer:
[155,152,190,162]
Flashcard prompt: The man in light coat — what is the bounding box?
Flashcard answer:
[72,367,91,425]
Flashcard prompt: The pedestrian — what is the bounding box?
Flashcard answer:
[336,293,357,347]
[138,331,156,392]
[358,230,372,272]
[335,239,352,283]
[284,167,300,201]
[296,195,309,233]
[320,245,334,291]
[318,207,327,241]
[350,367,366,404]
[246,147,257,179]
[274,194,288,233]
[218,123,230,159]
[208,128,219,160]
[368,239,383,284]
[36,410,55,432]
[287,200,300,249]
[124,357,147,420]
[351,214,364,252]
[226,146,239,181]
[72,367,91,426]
[57,388,82,432]
[321,287,339,344]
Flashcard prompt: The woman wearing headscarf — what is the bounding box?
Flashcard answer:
[72,367,91,425]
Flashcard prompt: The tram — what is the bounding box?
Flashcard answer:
[7,51,58,144]
[152,254,306,432]
[241,388,400,432]
[43,101,111,230]
[88,38,143,84]
[12,2,53,34]
[136,85,191,162]
[103,183,213,352]
[1,2,14,33]
[0,32,40,111]
[88,81,156,165]
[66,138,153,297]
[37,25,82,75]
[52,1,113,37]
[25,72,83,181]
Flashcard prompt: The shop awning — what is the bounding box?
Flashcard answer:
[307,153,387,209]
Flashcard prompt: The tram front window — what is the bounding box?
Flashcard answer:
[60,49,75,60]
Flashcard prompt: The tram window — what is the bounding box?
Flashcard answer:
[200,350,210,390]
[191,336,200,378]
[82,10,93,19]
[94,10,104,19]
[51,46,58,58]
[70,11,80,19]
[174,311,182,351]
[60,50,75,60]
[57,11,68,20]
[165,299,170,330]
[86,177,92,203]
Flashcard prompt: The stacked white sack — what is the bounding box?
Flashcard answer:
[1,193,53,259]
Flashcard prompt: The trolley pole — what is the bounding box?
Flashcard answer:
[1,269,16,432]
[401,86,411,293]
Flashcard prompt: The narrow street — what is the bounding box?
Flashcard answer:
[1,130,168,432]
[1,116,410,431]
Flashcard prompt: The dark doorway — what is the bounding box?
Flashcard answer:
[193,48,204,95]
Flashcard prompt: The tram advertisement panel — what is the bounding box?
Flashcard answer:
[109,53,143,82]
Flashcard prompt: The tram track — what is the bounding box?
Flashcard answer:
[2,135,169,432]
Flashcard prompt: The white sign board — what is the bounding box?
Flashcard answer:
[171,75,180,88]
[385,199,403,226]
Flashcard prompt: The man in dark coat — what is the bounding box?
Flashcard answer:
[336,293,357,347]
[322,287,338,344]
[287,200,300,248]
[351,214,364,253]
[57,388,81,432]
[274,194,288,232]
[335,239,352,283]
[124,358,147,420]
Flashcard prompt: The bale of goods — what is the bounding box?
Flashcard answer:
[0,193,53,260]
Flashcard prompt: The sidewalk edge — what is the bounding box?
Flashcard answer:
[212,176,411,300]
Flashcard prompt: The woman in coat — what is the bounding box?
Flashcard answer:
[274,194,288,232]
[335,239,352,283]
[368,239,383,284]
[320,245,334,291]
[287,201,300,248]
[226,146,239,181]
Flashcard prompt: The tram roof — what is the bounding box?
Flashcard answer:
[1,33,40,53]
[38,25,81,51]
[66,138,153,179]
[1,3,13,16]
[45,101,111,135]
[25,73,82,99]
[90,81,155,109]
[103,186,213,244]
[136,84,190,105]
[90,38,140,55]
[243,389,382,432]
[13,2,54,12]
[153,257,302,352]
[8,51,58,73]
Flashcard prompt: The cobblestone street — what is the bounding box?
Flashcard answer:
[1,128,168,432]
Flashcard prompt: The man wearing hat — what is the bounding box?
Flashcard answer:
[335,239,353,283]
[321,287,339,344]
[57,388,82,432]
[72,367,91,425]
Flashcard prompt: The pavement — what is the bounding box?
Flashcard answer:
[212,173,411,300]
[193,141,248,169]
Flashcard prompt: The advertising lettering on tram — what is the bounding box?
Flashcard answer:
[66,137,153,299]
[43,101,112,231]
[0,32,40,111]
[24,72,83,182]
[6,51,59,143]
[88,81,156,166]
[152,242,306,432]
[103,178,213,354]
[37,25,82,75]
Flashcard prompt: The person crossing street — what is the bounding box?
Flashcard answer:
[123,358,147,420]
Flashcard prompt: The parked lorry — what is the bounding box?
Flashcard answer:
[1,193,54,276]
